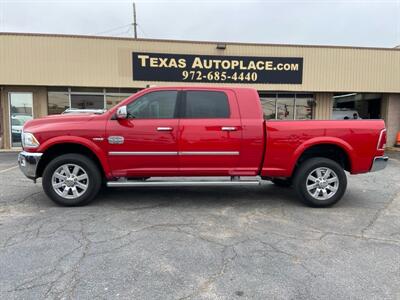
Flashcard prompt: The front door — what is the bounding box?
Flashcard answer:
[8,92,34,148]
[178,89,242,176]
[106,90,180,177]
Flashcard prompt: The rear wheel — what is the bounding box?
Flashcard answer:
[42,154,101,206]
[293,157,347,207]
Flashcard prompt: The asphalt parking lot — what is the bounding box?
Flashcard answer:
[0,152,400,299]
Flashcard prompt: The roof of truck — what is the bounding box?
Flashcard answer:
[144,86,258,91]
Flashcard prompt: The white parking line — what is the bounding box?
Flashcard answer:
[0,165,18,173]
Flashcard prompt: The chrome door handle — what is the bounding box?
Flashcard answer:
[221,126,237,131]
[157,127,173,131]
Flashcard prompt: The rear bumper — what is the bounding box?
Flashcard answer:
[370,156,388,172]
[18,151,43,180]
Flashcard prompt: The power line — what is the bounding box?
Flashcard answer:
[137,24,147,38]
[87,2,142,38]
[106,27,132,37]
[89,23,131,36]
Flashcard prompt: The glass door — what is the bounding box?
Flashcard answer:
[9,92,33,148]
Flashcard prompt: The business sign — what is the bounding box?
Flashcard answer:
[132,52,303,84]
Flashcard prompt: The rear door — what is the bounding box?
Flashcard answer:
[106,90,180,177]
[178,89,242,176]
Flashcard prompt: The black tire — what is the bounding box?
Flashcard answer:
[293,157,347,207]
[272,178,292,187]
[42,154,101,206]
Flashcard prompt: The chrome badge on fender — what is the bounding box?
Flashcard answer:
[108,136,124,144]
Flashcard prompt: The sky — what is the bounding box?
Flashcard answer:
[0,0,399,48]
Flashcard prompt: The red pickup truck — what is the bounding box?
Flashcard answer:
[18,86,388,207]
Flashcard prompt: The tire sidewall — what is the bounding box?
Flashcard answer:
[42,154,101,206]
[294,158,347,207]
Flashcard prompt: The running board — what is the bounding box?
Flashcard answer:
[107,179,260,187]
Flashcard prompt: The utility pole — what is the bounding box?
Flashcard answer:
[132,2,138,39]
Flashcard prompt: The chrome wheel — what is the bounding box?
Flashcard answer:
[306,167,339,201]
[51,164,89,199]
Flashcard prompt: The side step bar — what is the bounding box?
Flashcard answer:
[107,179,260,188]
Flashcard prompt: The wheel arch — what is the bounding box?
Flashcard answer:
[36,138,110,179]
[291,138,353,177]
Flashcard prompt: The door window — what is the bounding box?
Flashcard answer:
[184,91,230,118]
[127,91,178,119]
[9,92,33,148]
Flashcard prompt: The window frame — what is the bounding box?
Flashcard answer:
[125,90,181,120]
[180,90,231,119]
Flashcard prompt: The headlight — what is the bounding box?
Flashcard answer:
[22,132,40,148]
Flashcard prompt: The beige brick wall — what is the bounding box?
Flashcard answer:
[314,93,333,120]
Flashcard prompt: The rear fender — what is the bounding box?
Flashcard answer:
[290,137,354,175]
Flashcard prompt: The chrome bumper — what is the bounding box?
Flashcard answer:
[370,156,388,172]
[18,151,43,180]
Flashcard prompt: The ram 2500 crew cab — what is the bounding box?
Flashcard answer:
[18,86,388,207]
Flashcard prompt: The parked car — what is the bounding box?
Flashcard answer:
[332,109,362,120]
[11,114,33,143]
[18,86,388,207]
[62,108,106,114]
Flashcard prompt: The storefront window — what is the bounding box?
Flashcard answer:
[277,94,294,120]
[48,90,69,115]
[106,94,133,109]
[106,88,137,109]
[71,94,104,109]
[259,92,314,120]
[47,88,138,113]
[295,94,314,120]
[259,94,276,120]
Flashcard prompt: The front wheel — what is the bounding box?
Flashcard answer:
[293,157,347,207]
[42,154,101,206]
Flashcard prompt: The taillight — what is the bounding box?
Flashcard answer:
[377,129,387,151]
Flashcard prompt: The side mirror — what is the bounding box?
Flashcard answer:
[116,106,127,119]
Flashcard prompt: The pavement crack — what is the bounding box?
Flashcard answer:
[178,245,238,300]
[361,191,400,237]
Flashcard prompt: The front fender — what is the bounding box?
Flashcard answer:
[37,136,112,178]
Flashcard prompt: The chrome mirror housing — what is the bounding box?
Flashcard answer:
[116,106,127,119]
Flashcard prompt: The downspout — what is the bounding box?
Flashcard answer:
[0,86,3,149]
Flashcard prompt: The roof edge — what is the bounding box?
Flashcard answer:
[1,31,399,51]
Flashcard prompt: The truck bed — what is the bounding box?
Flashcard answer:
[261,119,385,177]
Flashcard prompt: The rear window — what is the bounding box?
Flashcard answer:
[184,91,230,118]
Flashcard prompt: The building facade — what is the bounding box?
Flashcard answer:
[0,32,399,149]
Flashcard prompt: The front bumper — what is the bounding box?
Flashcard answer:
[18,151,43,180]
[370,156,388,172]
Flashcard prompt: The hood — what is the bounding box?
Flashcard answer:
[23,113,99,133]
